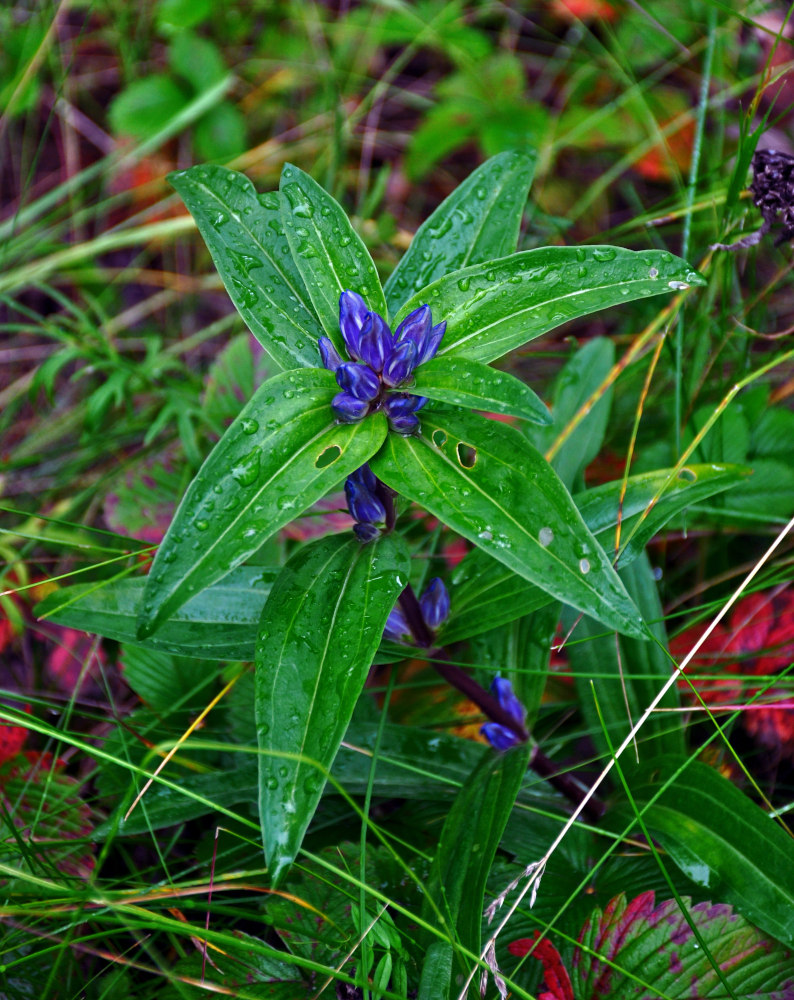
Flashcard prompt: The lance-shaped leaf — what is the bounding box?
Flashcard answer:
[411,357,551,424]
[626,758,794,947]
[371,409,647,640]
[420,744,532,977]
[169,165,321,370]
[36,567,277,660]
[256,534,410,884]
[442,463,750,644]
[279,163,386,350]
[394,247,705,365]
[384,150,536,316]
[137,369,387,638]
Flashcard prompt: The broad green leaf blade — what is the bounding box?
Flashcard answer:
[533,336,615,490]
[420,745,531,975]
[279,163,386,349]
[628,758,794,946]
[137,369,388,638]
[395,247,704,365]
[384,150,536,316]
[574,891,794,1000]
[411,357,551,424]
[371,409,647,640]
[442,463,750,644]
[168,165,321,370]
[417,943,455,1000]
[256,533,410,884]
[568,552,684,761]
[35,568,276,660]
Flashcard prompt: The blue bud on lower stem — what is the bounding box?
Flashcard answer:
[354,522,380,543]
[383,606,411,642]
[481,722,521,752]
[345,476,386,525]
[420,577,450,628]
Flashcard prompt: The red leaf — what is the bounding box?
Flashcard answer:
[508,930,574,1000]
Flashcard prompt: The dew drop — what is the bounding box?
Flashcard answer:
[231,448,261,487]
[538,526,554,547]
[475,186,487,200]
[648,266,659,279]
[457,276,471,292]
[668,280,689,290]
[579,558,591,574]
[195,519,209,532]
[241,418,259,435]
[592,247,617,262]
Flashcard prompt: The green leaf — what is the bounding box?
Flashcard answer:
[156,0,214,32]
[168,165,321,370]
[628,758,794,946]
[118,647,216,712]
[169,32,225,91]
[193,102,247,162]
[137,369,387,638]
[395,247,704,365]
[417,943,455,1000]
[384,150,536,316]
[442,463,750,644]
[279,163,386,349]
[109,75,188,140]
[371,409,646,640]
[256,533,410,884]
[411,357,551,424]
[35,567,276,660]
[568,552,684,762]
[420,745,531,971]
[533,336,615,490]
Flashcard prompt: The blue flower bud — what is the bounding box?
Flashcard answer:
[345,475,386,525]
[354,522,380,543]
[382,394,422,419]
[383,605,411,642]
[387,411,420,434]
[332,391,369,423]
[491,676,526,729]
[318,336,343,372]
[336,362,381,402]
[350,463,378,493]
[420,577,450,628]
[382,340,418,387]
[420,320,447,364]
[357,313,393,372]
[481,722,521,752]
[339,290,370,360]
[394,305,432,361]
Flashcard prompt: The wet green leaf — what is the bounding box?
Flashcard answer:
[279,163,386,352]
[256,533,410,884]
[412,357,551,424]
[626,758,794,946]
[169,165,321,369]
[443,463,750,644]
[137,369,387,638]
[371,409,647,640]
[384,150,536,316]
[395,247,704,365]
[35,567,277,660]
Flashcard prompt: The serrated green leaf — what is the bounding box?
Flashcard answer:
[168,165,321,369]
[34,567,276,660]
[137,369,387,638]
[279,163,386,349]
[384,150,536,315]
[411,357,551,424]
[443,463,750,644]
[420,744,531,977]
[395,247,704,365]
[628,758,794,946]
[371,409,647,640]
[256,534,410,884]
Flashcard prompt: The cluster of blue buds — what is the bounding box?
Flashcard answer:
[319,290,446,434]
[345,464,385,542]
[384,578,450,642]
[481,676,527,751]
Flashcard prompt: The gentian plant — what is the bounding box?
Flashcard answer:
[50,152,724,892]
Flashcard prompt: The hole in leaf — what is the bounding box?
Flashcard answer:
[457,442,477,469]
[677,467,697,482]
[315,445,341,469]
[432,429,447,448]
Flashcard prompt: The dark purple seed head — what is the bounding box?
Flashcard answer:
[420,577,450,628]
[357,312,393,372]
[481,722,521,752]
[490,676,526,729]
[383,606,411,642]
[332,391,369,423]
[335,362,381,402]
[345,475,386,525]
[382,339,418,387]
[318,336,343,372]
[394,305,432,360]
[353,522,381,543]
[339,290,370,360]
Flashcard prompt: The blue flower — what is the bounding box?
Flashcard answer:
[320,291,446,434]
[481,676,526,752]
[381,577,450,642]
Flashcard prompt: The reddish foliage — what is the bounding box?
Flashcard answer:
[549,0,619,22]
[508,930,574,1000]
[671,587,794,759]
[0,706,30,764]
